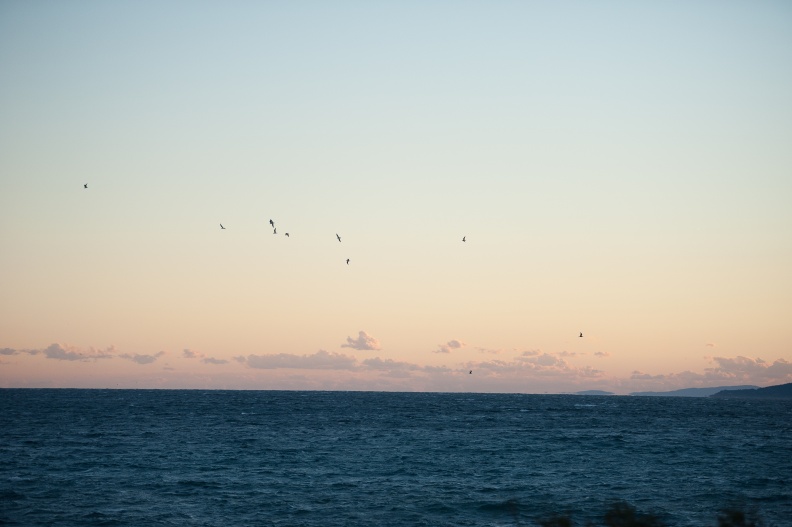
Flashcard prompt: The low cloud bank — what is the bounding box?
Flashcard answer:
[4,341,791,393]
[470,351,604,379]
[1,343,160,365]
[244,350,357,370]
[630,356,792,390]
[1,343,117,362]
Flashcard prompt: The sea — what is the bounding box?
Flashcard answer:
[1,390,791,526]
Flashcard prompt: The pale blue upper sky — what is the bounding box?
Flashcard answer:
[1,1,791,392]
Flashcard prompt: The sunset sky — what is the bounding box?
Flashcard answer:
[1,1,790,394]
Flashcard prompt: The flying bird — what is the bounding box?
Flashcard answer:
[83,183,88,189]
[469,370,472,374]
[269,219,274,228]
[346,258,350,265]
[273,228,277,234]
[220,224,225,230]
[336,234,341,242]
[285,233,289,237]
[462,236,466,242]
[579,332,583,338]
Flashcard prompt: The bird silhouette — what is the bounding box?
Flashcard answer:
[579,332,583,338]
[83,183,88,189]
[220,224,225,230]
[336,234,341,242]
[285,233,289,237]
[346,258,349,265]
[469,370,472,374]
[273,228,277,234]
[462,236,466,242]
[269,219,274,228]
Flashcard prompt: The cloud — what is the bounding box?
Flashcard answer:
[2,343,170,365]
[706,356,792,383]
[42,343,115,361]
[470,351,603,379]
[434,339,465,354]
[628,356,792,391]
[526,352,567,367]
[119,351,165,365]
[362,357,421,372]
[475,347,502,355]
[706,343,717,348]
[182,348,227,365]
[202,357,228,365]
[594,351,610,358]
[341,331,381,351]
[244,349,358,370]
[361,357,422,378]
[631,371,666,380]
[1,343,116,361]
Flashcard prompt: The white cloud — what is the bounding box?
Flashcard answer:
[341,331,381,351]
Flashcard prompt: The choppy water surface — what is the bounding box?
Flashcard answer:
[2,390,791,526]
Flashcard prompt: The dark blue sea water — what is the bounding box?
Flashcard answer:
[2,390,791,526]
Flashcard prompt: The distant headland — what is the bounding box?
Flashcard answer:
[630,385,759,397]
[710,382,792,400]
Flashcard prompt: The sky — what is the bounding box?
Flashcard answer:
[1,1,791,394]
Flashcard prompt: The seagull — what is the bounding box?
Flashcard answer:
[462,236,466,242]
[220,224,225,230]
[579,332,583,338]
[83,183,88,189]
[346,258,350,265]
[336,234,341,242]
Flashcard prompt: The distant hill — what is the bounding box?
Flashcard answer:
[710,382,792,399]
[630,385,759,397]
[574,390,615,396]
